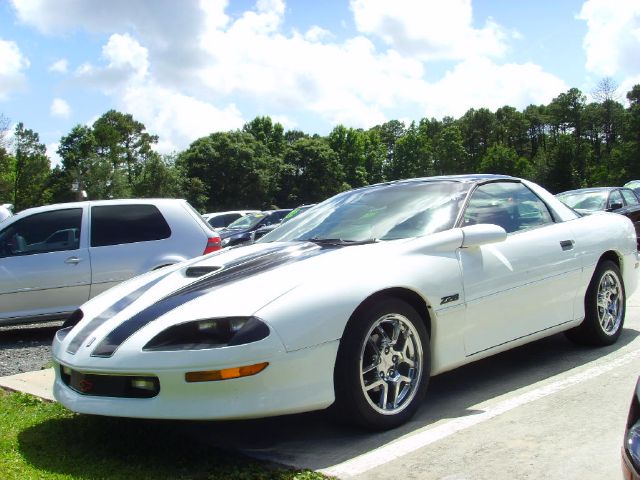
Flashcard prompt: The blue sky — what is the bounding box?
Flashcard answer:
[0,0,638,166]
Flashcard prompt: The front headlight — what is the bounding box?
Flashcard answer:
[221,237,231,247]
[142,316,269,351]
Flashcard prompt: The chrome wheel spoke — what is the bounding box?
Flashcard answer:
[365,378,384,392]
[390,323,402,347]
[376,325,391,344]
[389,381,401,409]
[362,362,378,374]
[378,382,389,409]
[596,271,624,335]
[359,311,423,416]
[368,338,381,356]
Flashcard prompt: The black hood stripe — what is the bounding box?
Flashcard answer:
[66,272,171,355]
[90,243,325,358]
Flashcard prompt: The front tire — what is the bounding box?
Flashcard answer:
[565,260,625,346]
[333,297,430,430]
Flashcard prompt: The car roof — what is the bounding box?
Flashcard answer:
[353,174,516,193]
[204,210,259,216]
[557,187,618,195]
[10,198,188,218]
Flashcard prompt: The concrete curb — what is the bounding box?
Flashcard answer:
[0,368,55,401]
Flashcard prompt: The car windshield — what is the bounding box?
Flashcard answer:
[259,181,471,243]
[556,191,608,211]
[226,213,266,230]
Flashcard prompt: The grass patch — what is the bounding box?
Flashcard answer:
[0,390,329,479]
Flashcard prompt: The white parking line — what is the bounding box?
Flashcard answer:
[320,348,640,478]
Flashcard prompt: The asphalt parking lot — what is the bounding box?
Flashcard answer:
[173,286,640,480]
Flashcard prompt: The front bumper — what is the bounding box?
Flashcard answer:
[53,339,339,420]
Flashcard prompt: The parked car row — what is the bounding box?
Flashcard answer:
[556,183,640,249]
[219,209,292,247]
[202,210,260,230]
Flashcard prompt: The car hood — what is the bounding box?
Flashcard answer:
[58,242,351,355]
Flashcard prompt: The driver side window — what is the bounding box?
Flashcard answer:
[0,208,82,258]
[463,182,554,234]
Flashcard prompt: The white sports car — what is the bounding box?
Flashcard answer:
[52,175,638,430]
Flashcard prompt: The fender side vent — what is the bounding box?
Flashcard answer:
[185,266,222,278]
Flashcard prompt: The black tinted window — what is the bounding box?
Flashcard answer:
[209,213,242,228]
[0,208,82,257]
[91,204,171,247]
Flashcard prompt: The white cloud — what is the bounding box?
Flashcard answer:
[75,33,149,90]
[350,0,511,61]
[118,83,244,153]
[421,58,569,118]
[0,39,29,100]
[14,0,570,151]
[48,58,68,73]
[199,5,425,128]
[304,25,333,43]
[46,142,62,168]
[578,0,640,77]
[50,98,71,118]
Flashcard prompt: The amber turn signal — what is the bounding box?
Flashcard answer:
[185,362,269,382]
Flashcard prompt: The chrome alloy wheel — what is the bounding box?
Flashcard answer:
[597,269,624,335]
[359,313,423,415]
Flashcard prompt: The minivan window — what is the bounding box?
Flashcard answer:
[91,204,171,247]
[0,208,82,257]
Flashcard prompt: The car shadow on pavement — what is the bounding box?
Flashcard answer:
[174,328,640,470]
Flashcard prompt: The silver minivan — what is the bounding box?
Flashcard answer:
[0,199,221,326]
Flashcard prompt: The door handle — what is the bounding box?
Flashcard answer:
[560,240,574,251]
[65,256,82,264]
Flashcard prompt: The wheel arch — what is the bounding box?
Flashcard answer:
[347,287,433,340]
[598,250,622,270]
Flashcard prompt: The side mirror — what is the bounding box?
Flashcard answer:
[607,202,623,211]
[461,224,507,248]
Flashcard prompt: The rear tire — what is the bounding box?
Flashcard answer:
[333,297,430,430]
[565,260,625,346]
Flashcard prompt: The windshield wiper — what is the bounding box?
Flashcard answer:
[307,237,378,246]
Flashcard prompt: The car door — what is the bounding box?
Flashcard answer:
[0,207,91,322]
[458,181,582,356]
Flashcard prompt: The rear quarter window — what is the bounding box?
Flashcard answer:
[91,204,171,247]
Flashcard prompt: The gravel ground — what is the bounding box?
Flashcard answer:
[0,321,63,376]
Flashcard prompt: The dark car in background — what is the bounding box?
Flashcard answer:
[251,204,316,243]
[625,181,640,196]
[623,378,640,479]
[219,209,292,248]
[556,187,640,248]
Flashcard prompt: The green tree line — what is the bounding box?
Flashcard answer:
[1,83,640,213]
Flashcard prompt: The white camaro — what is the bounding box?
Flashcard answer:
[52,175,638,430]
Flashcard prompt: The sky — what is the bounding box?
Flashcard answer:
[0,0,639,167]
